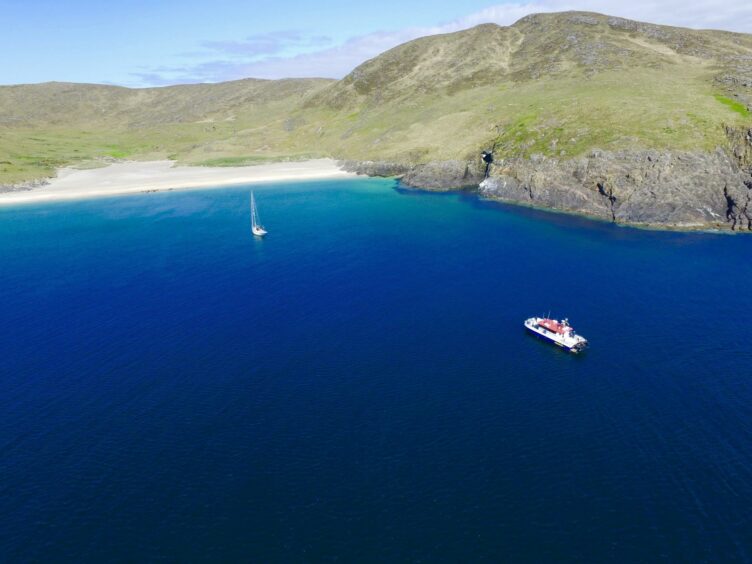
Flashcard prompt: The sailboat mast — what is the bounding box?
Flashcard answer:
[250,191,267,236]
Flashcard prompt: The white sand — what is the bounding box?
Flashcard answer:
[0,159,356,206]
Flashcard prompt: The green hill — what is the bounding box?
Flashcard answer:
[2,11,751,210]
[304,11,752,163]
[0,78,333,183]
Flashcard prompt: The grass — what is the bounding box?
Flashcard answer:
[196,155,276,167]
[2,66,746,186]
[305,67,744,162]
[194,154,322,167]
[105,148,131,158]
[2,14,751,185]
[714,95,751,118]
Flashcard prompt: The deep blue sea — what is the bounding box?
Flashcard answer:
[2,177,752,561]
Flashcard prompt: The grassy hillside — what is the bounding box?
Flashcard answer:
[0,78,333,183]
[2,11,751,185]
[300,12,752,161]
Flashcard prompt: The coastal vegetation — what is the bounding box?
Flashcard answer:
[1,11,751,229]
[2,11,751,187]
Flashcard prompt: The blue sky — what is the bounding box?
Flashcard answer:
[2,0,751,87]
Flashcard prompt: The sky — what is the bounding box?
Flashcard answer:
[2,0,751,87]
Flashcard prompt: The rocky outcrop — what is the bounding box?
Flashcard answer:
[402,160,484,191]
[342,133,752,231]
[340,159,485,190]
[338,160,410,179]
[725,126,752,168]
[0,178,49,194]
[479,148,752,230]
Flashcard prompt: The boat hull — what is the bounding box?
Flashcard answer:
[524,318,588,353]
[525,326,582,352]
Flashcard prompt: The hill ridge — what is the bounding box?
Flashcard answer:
[1,11,751,230]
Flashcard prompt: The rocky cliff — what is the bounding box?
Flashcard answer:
[343,126,752,231]
[480,147,752,230]
[478,127,752,230]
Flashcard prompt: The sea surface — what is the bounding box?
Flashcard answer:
[2,178,752,561]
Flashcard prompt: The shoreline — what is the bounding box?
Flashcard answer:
[0,156,740,234]
[0,159,356,206]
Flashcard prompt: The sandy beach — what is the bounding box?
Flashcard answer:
[0,159,356,206]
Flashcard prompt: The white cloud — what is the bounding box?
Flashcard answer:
[134,1,752,86]
[199,31,332,58]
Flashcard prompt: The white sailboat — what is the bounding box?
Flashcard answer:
[250,192,267,237]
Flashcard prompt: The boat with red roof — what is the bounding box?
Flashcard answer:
[524,316,588,353]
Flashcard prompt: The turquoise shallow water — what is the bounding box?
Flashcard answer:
[2,177,752,561]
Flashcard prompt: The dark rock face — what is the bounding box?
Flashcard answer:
[480,149,752,230]
[402,160,484,191]
[338,160,410,178]
[725,126,752,168]
[339,159,484,191]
